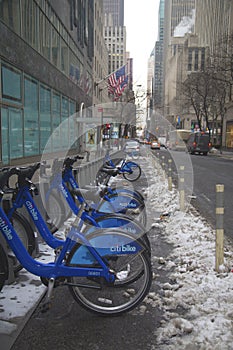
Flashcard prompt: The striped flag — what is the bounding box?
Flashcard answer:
[115,75,128,99]
[107,64,128,99]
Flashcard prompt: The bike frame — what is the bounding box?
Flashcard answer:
[61,166,142,213]
[5,176,143,252]
[0,204,114,280]
[7,186,65,249]
[104,155,136,175]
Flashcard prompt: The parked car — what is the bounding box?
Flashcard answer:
[150,140,160,150]
[123,140,140,157]
[186,132,211,155]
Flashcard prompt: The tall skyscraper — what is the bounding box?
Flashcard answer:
[163,0,196,116]
[103,0,124,26]
[103,0,126,75]
[164,0,195,58]
[170,0,195,37]
[153,0,165,108]
[195,0,233,54]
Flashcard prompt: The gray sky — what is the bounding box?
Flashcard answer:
[124,0,159,89]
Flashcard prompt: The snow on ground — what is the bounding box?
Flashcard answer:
[0,154,233,349]
[0,243,54,334]
[144,156,233,349]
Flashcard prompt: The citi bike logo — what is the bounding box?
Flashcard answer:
[110,244,136,252]
[122,227,136,234]
[26,201,39,221]
[59,184,69,198]
[0,217,13,240]
[119,202,137,208]
[69,178,78,189]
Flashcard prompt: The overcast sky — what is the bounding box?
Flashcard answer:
[124,0,160,89]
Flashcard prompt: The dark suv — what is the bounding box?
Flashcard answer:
[186,132,211,155]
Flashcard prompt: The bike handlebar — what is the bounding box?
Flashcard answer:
[0,167,18,191]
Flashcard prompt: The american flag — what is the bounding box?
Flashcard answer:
[115,75,128,99]
[107,64,128,98]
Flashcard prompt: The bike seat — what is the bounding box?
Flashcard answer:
[100,167,119,176]
[72,187,101,202]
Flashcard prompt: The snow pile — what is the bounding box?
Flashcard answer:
[173,9,195,37]
[146,159,233,349]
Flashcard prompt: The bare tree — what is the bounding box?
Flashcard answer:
[210,32,233,100]
[179,32,233,148]
[180,71,216,132]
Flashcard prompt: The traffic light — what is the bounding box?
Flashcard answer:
[106,123,111,129]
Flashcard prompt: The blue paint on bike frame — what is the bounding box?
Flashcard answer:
[0,204,144,284]
[62,168,143,214]
[96,195,140,214]
[0,206,112,279]
[104,153,139,175]
[7,187,65,249]
[69,234,142,265]
[4,172,144,253]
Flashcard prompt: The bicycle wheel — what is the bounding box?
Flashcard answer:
[82,213,150,253]
[123,162,141,182]
[82,215,151,286]
[96,193,147,227]
[114,187,144,202]
[0,243,8,292]
[45,190,71,233]
[126,204,147,228]
[67,230,152,316]
[8,212,35,273]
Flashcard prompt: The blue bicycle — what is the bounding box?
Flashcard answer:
[96,150,142,183]
[0,167,152,315]
[42,157,147,234]
[3,163,150,278]
[0,168,36,273]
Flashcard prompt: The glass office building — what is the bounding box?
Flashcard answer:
[0,0,94,165]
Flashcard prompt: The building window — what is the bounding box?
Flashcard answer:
[24,77,39,156]
[9,108,23,160]
[51,92,61,152]
[69,101,77,149]
[61,96,69,150]
[39,13,51,61]
[1,63,77,163]
[188,48,192,71]
[1,107,9,164]
[201,48,205,71]
[61,37,69,75]
[1,64,22,104]
[40,85,51,153]
[51,27,60,68]
[0,0,21,34]
[21,0,39,50]
[194,48,199,71]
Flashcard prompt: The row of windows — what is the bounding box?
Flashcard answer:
[0,0,93,96]
[188,48,205,71]
[105,27,125,36]
[0,62,77,165]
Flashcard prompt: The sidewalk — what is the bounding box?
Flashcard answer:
[209,147,233,160]
[1,154,233,349]
[0,243,55,350]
